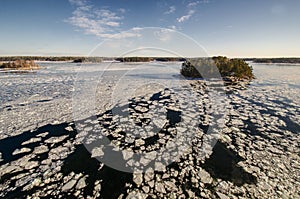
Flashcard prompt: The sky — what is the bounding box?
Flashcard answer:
[0,0,299,57]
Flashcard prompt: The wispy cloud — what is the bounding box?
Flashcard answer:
[188,0,210,7]
[97,31,141,39]
[66,0,138,39]
[176,0,209,23]
[177,10,195,23]
[187,1,200,7]
[154,29,176,42]
[164,6,176,14]
[69,0,88,7]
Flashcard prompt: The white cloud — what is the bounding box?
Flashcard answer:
[98,32,140,39]
[66,0,138,39]
[131,27,143,31]
[96,9,122,20]
[177,10,195,23]
[187,1,200,7]
[175,0,209,24]
[164,6,176,14]
[69,0,88,7]
[105,21,120,27]
[154,29,175,42]
[188,0,210,7]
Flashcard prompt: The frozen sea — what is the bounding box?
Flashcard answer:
[0,61,299,198]
[0,61,299,138]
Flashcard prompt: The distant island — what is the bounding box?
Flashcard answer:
[0,56,86,62]
[0,60,41,70]
[72,57,104,63]
[245,58,300,64]
[1,56,299,64]
[181,56,255,81]
[115,57,186,62]
[0,56,186,63]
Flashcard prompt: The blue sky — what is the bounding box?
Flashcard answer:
[0,0,299,57]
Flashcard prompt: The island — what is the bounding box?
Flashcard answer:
[180,56,255,81]
[244,57,300,64]
[0,56,83,62]
[115,57,186,62]
[0,59,41,70]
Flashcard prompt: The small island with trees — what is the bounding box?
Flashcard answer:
[0,59,41,70]
[180,56,254,82]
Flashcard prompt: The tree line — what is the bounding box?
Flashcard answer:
[251,58,300,64]
[115,57,186,62]
[0,56,186,63]
[0,56,100,62]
